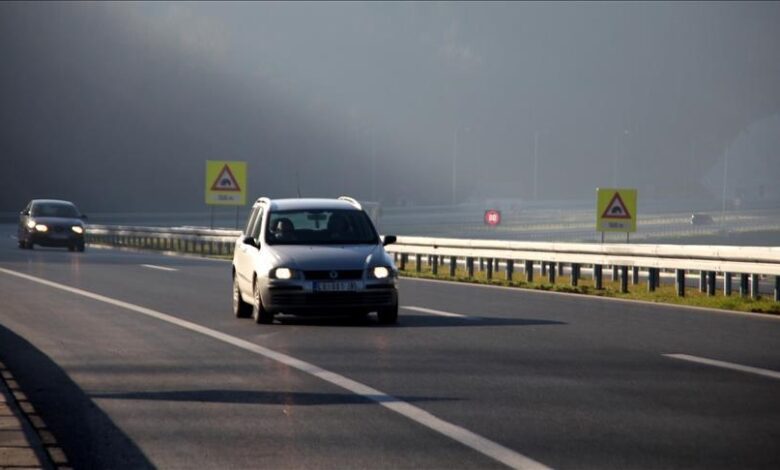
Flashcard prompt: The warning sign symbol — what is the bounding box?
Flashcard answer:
[601,192,631,219]
[210,164,241,192]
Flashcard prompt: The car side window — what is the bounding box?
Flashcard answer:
[250,208,264,240]
[245,207,260,236]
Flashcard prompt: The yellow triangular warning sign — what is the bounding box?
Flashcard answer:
[601,192,631,219]
[210,164,241,192]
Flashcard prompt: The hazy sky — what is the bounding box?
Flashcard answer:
[1,1,778,212]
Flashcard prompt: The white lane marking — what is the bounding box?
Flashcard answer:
[664,354,780,380]
[0,267,549,470]
[403,305,470,319]
[140,264,178,272]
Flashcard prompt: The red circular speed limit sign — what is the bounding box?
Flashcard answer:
[484,209,501,226]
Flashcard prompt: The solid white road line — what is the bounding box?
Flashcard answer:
[403,305,470,319]
[664,353,780,380]
[0,267,549,470]
[140,264,178,272]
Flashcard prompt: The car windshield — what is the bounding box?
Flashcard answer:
[266,209,378,245]
[31,202,80,218]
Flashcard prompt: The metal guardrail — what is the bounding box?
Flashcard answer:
[85,225,780,301]
[86,224,241,257]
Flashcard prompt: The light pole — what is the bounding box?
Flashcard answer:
[533,131,539,201]
[452,129,458,206]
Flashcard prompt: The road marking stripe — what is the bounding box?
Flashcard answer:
[140,264,178,272]
[664,354,780,380]
[403,305,470,318]
[0,267,549,470]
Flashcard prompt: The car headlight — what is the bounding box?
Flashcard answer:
[271,267,294,280]
[34,224,48,232]
[26,219,36,229]
[71,226,84,234]
[372,266,391,279]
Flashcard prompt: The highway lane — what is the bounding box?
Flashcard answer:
[1,236,779,468]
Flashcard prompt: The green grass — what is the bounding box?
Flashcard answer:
[400,262,780,315]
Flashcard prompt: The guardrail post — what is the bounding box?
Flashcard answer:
[479,258,484,272]
[632,266,640,285]
[775,276,780,302]
[723,272,732,296]
[706,271,716,296]
[431,255,439,275]
[571,263,580,287]
[751,274,760,299]
[558,262,564,276]
[486,258,493,280]
[548,262,556,284]
[699,271,707,292]
[676,269,685,297]
[399,254,407,271]
[612,265,619,282]
[541,262,547,276]
[449,256,457,277]
[466,257,474,278]
[739,274,749,297]
[415,254,422,273]
[525,261,534,283]
[647,268,657,292]
[594,264,603,289]
[620,266,629,293]
[505,260,514,282]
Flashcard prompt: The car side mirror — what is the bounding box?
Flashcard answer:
[20,210,29,216]
[382,235,397,246]
[243,236,258,248]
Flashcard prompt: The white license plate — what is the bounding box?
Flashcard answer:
[314,281,357,292]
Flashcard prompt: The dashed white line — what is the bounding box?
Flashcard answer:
[0,267,549,470]
[140,264,178,272]
[403,305,471,318]
[664,353,780,380]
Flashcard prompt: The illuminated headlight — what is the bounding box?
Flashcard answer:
[372,266,390,279]
[26,220,36,229]
[272,267,294,280]
[71,226,84,234]
[34,224,48,232]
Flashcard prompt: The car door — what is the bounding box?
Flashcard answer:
[235,206,263,295]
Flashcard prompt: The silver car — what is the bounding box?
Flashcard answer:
[232,197,399,324]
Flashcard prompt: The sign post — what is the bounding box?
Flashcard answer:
[205,161,247,228]
[596,188,637,241]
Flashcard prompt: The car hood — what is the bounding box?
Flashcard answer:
[28,216,84,226]
[268,244,386,270]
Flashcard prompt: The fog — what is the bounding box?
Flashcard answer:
[1,1,779,213]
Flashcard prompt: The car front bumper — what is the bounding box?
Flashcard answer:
[261,279,398,315]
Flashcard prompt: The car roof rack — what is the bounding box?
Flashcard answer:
[337,196,362,209]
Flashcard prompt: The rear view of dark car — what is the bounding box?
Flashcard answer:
[18,199,87,251]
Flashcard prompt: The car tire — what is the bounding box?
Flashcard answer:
[18,239,25,249]
[68,244,76,252]
[377,303,398,325]
[252,279,274,324]
[232,276,252,318]
[77,241,85,252]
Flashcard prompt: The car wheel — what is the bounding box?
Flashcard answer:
[68,244,76,252]
[232,275,252,318]
[252,279,274,324]
[77,241,85,252]
[18,239,25,249]
[377,303,398,325]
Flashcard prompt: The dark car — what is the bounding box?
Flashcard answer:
[18,199,87,251]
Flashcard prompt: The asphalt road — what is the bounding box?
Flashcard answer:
[1,230,779,469]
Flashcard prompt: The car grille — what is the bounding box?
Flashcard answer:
[269,290,394,307]
[51,225,68,233]
[303,270,363,280]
